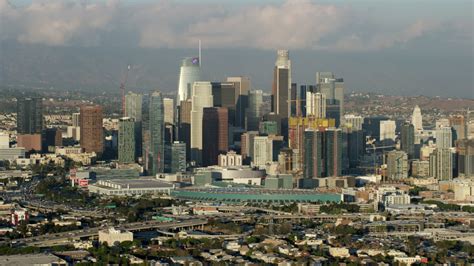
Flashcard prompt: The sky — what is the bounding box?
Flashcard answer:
[0,0,473,97]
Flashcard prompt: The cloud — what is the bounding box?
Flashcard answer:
[0,0,470,51]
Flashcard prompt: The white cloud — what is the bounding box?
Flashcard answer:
[0,0,470,51]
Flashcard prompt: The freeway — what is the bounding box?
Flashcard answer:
[3,219,208,247]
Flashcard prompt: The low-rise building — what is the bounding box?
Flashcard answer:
[88,178,174,196]
[98,227,133,246]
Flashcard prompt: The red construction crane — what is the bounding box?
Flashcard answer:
[120,64,131,116]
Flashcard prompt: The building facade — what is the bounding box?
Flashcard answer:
[80,105,104,155]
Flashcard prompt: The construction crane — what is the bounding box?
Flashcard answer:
[120,64,131,116]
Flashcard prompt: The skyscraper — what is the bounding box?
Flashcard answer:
[124,92,143,160]
[178,99,192,161]
[118,117,136,164]
[411,105,423,132]
[80,105,104,155]
[457,139,474,177]
[436,126,453,149]
[245,90,263,131]
[17,97,43,134]
[241,131,259,161]
[430,148,453,180]
[304,129,323,179]
[304,127,342,178]
[386,150,408,180]
[449,115,466,140]
[272,49,291,118]
[163,98,175,125]
[202,107,229,166]
[72,113,81,127]
[316,72,344,126]
[177,57,201,104]
[306,92,326,118]
[227,76,250,128]
[149,92,165,175]
[171,141,186,173]
[401,123,415,159]
[379,120,396,141]
[190,81,213,165]
[211,81,237,126]
[253,136,273,168]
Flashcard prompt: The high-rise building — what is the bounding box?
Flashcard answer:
[80,105,104,155]
[171,141,186,173]
[379,120,396,141]
[202,107,229,166]
[118,117,136,164]
[124,92,143,122]
[436,118,450,129]
[72,113,81,127]
[411,160,430,178]
[41,128,62,153]
[272,49,291,118]
[190,81,213,165]
[411,105,423,132]
[436,126,452,149]
[253,136,273,167]
[306,92,326,118]
[241,131,259,161]
[401,123,415,159]
[344,115,364,131]
[227,76,250,128]
[316,72,344,126]
[177,57,201,104]
[429,148,453,180]
[163,98,175,125]
[386,150,408,180]
[449,115,466,140]
[178,99,192,161]
[298,85,317,116]
[259,121,278,136]
[245,90,263,131]
[456,139,473,177]
[17,97,43,134]
[211,82,237,126]
[149,92,165,175]
[304,127,342,178]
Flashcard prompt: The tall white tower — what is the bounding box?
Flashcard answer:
[177,57,201,105]
[412,105,423,132]
[306,92,326,118]
[190,81,213,165]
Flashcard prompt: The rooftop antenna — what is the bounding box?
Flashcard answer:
[199,40,202,67]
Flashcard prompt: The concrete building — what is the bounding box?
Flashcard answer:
[272,49,291,118]
[171,141,186,173]
[253,136,273,167]
[118,117,136,163]
[246,90,263,131]
[450,115,466,140]
[306,92,326,118]
[178,99,192,161]
[99,227,133,246]
[316,72,344,127]
[436,126,453,149]
[17,97,43,134]
[386,150,408,180]
[401,123,415,159]
[124,92,143,122]
[177,57,201,104]
[457,139,474,177]
[191,81,213,165]
[304,127,342,178]
[411,160,430,178]
[88,178,175,196]
[227,76,250,128]
[380,120,396,141]
[218,151,242,167]
[202,107,228,166]
[429,148,453,180]
[344,114,364,131]
[16,134,41,152]
[0,147,25,160]
[80,105,104,155]
[241,131,259,160]
[163,98,175,125]
[411,105,423,132]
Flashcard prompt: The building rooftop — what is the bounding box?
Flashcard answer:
[0,253,66,265]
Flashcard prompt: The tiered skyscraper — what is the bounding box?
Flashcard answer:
[177,57,201,104]
[411,105,423,132]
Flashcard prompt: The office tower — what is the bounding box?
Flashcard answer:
[363,116,389,141]
[304,127,342,178]
[17,97,43,134]
[246,90,263,131]
[411,160,430,178]
[259,121,278,136]
[299,85,316,116]
[124,92,143,122]
[211,82,237,126]
[272,49,291,117]
[379,120,396,141]
[72,113,81,127]
[80,105,104,155]
[177,57,201,104]
[316,72,344,126]
[202,107,228,166]
[449,115,466,140]
[149,92,165,175]
[306,92,326,118]
[344,115,364,131]
[401,123,415,159]
[436,118,450,129]
[41,128,62,153]
[290,83,298,116]
[163,98,175,125]
[411,105,423,132]
[457,139,473,177]
[253,136,273,167]
[178,99,192,161]
[436,126,452,149]
[190,81,213,165]
[141,95,151,168]
[429,148,453,180]
[386,150,408,180]
[118,117,136,164]
[241,131,259,161]
[227,76,250,128]
[171,141,186,173]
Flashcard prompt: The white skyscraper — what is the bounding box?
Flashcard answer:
[411,105,423,132]
[272,49,291,117]
[306,92,326,118]
[253,136,273,168]
[380,120,396,141]
[163,98,175,125]
[436,126,452,149]
[190,81,213,165]
[177,57,201,105]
